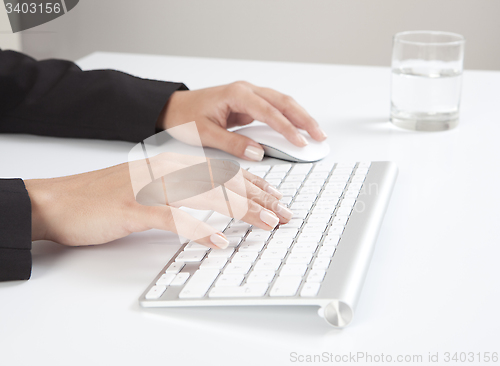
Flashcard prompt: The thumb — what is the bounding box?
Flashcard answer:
[137,204,230,249]
[202,123,265,162]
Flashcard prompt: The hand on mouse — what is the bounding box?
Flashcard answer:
[24,153,293,249]
[157,81,327,161]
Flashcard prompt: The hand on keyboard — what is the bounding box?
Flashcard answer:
[25,153,293,249]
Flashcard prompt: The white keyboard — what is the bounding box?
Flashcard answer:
[140,161,398,327]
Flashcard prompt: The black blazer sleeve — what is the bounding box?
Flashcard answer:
[0,48,188,142]
[0,49,188,281]
[0,179,32,281]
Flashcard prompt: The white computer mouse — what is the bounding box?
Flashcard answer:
[235,124,330,163]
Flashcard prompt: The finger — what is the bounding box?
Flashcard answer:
[241,178,293,223]
[137,204,229,249]
[252,86,328,142]
[201,121,265,162]
[221,170,292,222]
[241,169,283,200]
[172,184,280,231]
[228,87,309,147]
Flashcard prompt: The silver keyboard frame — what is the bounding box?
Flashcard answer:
[139,161,398,327]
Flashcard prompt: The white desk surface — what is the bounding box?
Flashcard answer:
[1,53,499,365]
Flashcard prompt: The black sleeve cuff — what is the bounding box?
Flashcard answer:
[0,179,32,281]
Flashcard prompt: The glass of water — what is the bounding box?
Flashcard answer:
[390,31,465,131]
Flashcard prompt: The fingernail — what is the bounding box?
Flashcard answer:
[266,184,283,200]
[276,202,293,220]
[260,209,280,228]
[297,134,308,146]
[210,232,229,249]
[244,145,264,161]
[319,128,328,139]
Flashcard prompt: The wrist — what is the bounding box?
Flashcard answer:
[24,179,50,241]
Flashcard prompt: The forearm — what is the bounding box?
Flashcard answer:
[0,49,187,142]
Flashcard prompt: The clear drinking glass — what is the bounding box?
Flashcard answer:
[390,31,465,131]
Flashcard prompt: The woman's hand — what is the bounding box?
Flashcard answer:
[158,81,327,161]
[24,153,292,249]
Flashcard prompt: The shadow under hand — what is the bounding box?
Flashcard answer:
[31,240,70,278]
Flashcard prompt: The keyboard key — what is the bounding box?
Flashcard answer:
[156,273,176,286]
[291,164,313,174]
[290,201,313,211]
[336,206,353,216]
[145,285,167,300]
[332,215,348,226]
[312,206,335,215]
[260,247,288,259]
[303,179,325,187]
[335,162,356,169]
[312,257,331,270]
[179,269,220,299]
[318,245,336,258]
[280,188,297,196]
[209,283,269,298]
[348,182,363,191]
[321,190,343,198]
[279,264,308,276]
[299,186,322,195]
[267,179,282,187]
[267,237,294,248]
[273,228,299,239]
[266,172,287,180]
[170,272,190,286]
[355,168,369,175]
[253,259,282,271]
[323,234,340,246]
[246,270,276,284]
[313,162,335,172]
[232,252,259,263]
[238,241,266,252]
[281,218,303,228]
[286,253,313,264]
[285,174,307,182]
[329,225,345,236]
[199,257,228,269]
[270,164,292,172]
[270,276,302,297]
[300,282,321,297]
[246,231,272,242]
[208,247,235,258]
[344,189,360,198]
[206,212,233,232]
[224,262,252,274]
[296,232,323,243]
[215,274,244,287]
[227,237,243,247]
[358,162,371,168]
[302,222,328,233]
[309,171,329,180]
[351,175,366,183]
[280,196,293,205]
[307,269,326,282]
[294,194,317,202]
[307,214,332,223]
[184,242,210,251]
[291,242,318,253]
[165,262,185,274]
[280,182,302,190]
[341,198,356,208]
[224,226,250,237]
[175,250,207,262]
[248,165,271,173]
[329,175,350,182]
[292,210,309,219]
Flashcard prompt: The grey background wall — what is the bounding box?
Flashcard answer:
[3,0,500,70]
